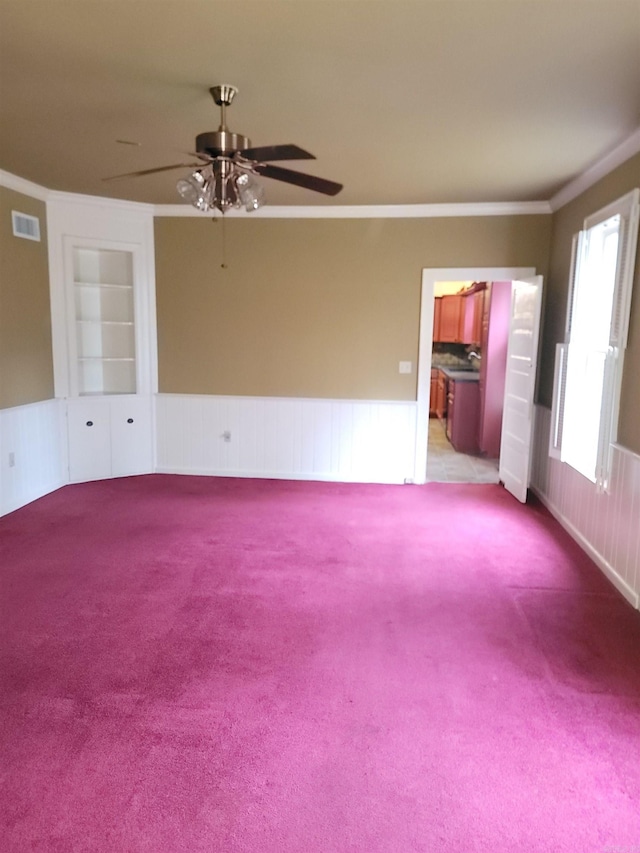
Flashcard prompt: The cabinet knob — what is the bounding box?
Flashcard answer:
[127,418,134,424]
[86,420,93,427]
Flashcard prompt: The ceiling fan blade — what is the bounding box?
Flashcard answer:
[239,144,316,162]
[254,163,343,196]
[102,162,201,182]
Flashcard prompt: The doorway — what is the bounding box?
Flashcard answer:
[413,267,538,487]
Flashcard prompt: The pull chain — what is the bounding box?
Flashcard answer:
[213,214,228,269]
[221,213,228,268]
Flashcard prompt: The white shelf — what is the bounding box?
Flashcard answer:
[76,320,134,326]
[74,281,133,290]
[72,246,137,395]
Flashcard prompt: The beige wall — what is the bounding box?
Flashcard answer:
[0,187,54,409]
[155,214,551,400]
[539,152,640,454]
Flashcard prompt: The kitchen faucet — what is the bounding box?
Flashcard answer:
[468,350,481,363]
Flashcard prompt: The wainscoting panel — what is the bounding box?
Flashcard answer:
[532,405,640,608]
[0,398,68,516]
[155,394,418,484]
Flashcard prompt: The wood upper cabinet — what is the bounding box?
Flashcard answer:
[433,297,442,341]
[461,284,487,346]
[435,285,486,344]
[438,294,464,342]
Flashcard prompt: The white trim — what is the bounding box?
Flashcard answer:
[154,393,417,485]
[531,484,639,609]
[157,391,416,406]
[47,189,154,215]
[0,398,68,517]
[4,120,640,218]
[414,267,536,485]
[153,200,552,219]
[531,404,640,610]
[0,169,49,201]
[550,126,640,212]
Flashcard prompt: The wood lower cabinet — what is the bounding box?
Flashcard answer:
[446,379,480,453]
[435,371,448,420]
[430,369,438,416]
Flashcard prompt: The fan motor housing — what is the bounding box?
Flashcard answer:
[196,130,250,157]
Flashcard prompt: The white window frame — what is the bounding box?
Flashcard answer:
[550,188,640,490]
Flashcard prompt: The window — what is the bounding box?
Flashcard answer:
[550,189,639,489]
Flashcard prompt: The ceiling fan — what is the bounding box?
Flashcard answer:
[104,84,343,213]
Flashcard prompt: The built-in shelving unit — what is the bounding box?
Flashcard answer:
[72,247,136,395]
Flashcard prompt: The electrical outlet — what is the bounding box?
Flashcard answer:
[8,451,16,468]
[222,430,231,442]
[399,361,412,374]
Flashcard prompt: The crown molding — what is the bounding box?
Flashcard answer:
[6,124,640,223]
[550,126,640,212]
[0,169,49,201]
[47,189,155,215]
[153,200,552,219]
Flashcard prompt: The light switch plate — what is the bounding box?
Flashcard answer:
[399,361,412,374]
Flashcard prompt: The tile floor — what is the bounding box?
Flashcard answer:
[426,417,500,484]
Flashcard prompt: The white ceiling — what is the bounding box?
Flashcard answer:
[1,0,639,208]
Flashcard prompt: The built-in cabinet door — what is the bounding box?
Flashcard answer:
[68,398,112,483]
[67,396,153,482]
[110,397,153,477]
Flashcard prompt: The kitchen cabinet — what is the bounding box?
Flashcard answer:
[446,378,480,454]
[435,286,486,344]
[435,370,448,421]
[433,297,442,341]
[430,369,438,416]
[462,284,487,346]
[438,294,464,342]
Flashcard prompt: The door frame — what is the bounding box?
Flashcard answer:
[414,266,536,484]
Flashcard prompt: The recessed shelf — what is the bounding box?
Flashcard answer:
[72,246,137,395]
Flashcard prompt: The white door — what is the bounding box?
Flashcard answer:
[499,276,543,502]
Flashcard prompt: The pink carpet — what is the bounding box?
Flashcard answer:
[1,475,639,852]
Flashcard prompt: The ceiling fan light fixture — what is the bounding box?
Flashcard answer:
[235,171,265,211]
[176,171,208,205]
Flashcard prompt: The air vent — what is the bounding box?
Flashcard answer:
[11,210,41,242]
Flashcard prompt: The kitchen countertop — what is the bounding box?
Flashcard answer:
[433,365,480,382]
